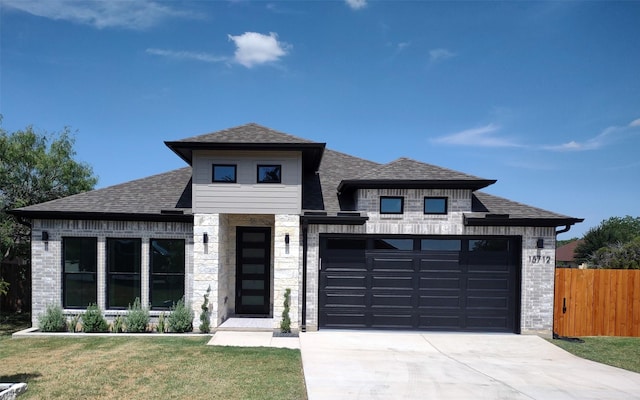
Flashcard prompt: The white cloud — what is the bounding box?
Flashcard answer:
[146,48,227,64]
[2,0,197,30]
[432,124,521,147]
[227,32,291,68]
[542,123,634,152]
[429,48,456,63]
[345,0,367,10]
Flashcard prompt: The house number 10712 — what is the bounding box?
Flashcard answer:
[528,255,551,264]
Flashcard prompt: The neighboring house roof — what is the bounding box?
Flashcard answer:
[556,240,584,262]
[10,123,584,228]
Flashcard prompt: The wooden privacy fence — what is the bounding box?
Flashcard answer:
[554,269,640,337]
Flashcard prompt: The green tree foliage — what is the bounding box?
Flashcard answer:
[0,120,97,294]
[590,237,640,270]
[575,216,640,264]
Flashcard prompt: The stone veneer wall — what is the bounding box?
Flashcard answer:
[30,219,193,327]
[304,188,558,334]
[192,213,299,330]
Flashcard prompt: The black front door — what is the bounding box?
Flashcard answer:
[235,227,271,315]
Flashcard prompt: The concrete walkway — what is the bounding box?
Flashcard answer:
[299,331,640,400]
[207,331,300,349]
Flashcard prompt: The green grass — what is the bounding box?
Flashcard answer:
[550,337,640,373]
[0,315,307,399]
[0,312,30,336]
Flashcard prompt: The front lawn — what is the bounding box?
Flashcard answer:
[0,335,307,399]
[550,337,640,373]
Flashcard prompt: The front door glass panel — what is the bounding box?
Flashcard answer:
[236,227,271,315]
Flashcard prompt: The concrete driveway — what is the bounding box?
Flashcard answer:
[299,331,640,400]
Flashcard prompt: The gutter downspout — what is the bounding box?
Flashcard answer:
[555,225,572,235]
[552,223,571,339]
[301,218,308,332]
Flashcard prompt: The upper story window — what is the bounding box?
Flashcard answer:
[257,165,282,183]
[380,196,404,214]
[212,164,237,183]
[424,197,448,214]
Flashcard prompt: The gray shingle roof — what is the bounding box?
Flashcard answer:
[12,124,582,227]
[465,191,581,226]
[166,123,326,169]
[337,157,496,191]
[12,167,192,221]
[356,157,487,181]
[174,123,320,144]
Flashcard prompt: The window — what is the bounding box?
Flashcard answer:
[212,164,237,183]
[257,165,281,183]
[469,239,509,252]
[424,197,448,214]
[421,239,461,251]
[62,237,97,308]
[380,196,404,214]
[373,238,414,250]
[150,239,185,310]
[107,238,141,309]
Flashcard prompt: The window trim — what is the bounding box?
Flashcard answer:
[380,196,404,214]
[62,237,98,309]
[424,197,448,215]
[106,238,142,310]
[212,164,237,183]
[256,164,282,184]
[149,238,186,311]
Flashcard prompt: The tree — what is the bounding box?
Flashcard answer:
[575,216,640,264]
[590,237,640,269]
[1,120,97,306]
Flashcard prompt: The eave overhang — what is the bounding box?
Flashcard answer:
[8,210,194,223]
[464,214,584,228]
[300,214,369,225]
[338,179,497,193]
[164,141,326,171]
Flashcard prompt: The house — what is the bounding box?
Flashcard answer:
[11,123,583,335]
[556,240,586,269]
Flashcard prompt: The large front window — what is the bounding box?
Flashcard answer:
[150,239,185,310]
[107,238,141,309]
[63,237,97,308]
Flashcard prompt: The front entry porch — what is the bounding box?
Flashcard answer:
[192,213,300,332]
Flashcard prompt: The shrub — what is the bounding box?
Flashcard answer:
[199,286,211,333]
[125,297,150,333]
[280,288,291,333]
[111,315,124,333]
[82,303,109,333]
[39,304,67,332]
[156,312,166,333]
[68,314,81,333]
[168,298,194,333]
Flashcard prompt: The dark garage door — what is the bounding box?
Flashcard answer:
[319,235,521,332]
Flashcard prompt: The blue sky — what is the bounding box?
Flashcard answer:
[1,0,639,239]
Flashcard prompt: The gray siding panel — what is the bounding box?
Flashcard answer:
[192,150,302,214]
